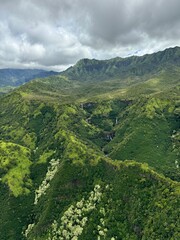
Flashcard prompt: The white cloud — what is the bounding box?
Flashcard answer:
[0,0,180,70]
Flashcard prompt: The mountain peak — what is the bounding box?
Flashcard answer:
[75,58,100,66]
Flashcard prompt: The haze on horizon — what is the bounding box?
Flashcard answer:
[0,0,180,71]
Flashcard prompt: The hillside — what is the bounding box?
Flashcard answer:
[0,47,179,239]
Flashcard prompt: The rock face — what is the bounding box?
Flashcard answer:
[104,131,115,141]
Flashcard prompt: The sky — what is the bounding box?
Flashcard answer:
[0,0,180,71]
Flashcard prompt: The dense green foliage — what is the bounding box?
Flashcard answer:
[0,141,32,196]
[0,47,179,239]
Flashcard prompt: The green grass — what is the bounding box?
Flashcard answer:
[0,141,32,196]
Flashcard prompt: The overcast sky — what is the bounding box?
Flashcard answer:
[0,0,180,71]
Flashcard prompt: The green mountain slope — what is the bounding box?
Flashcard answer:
[0,47,180,239]
[62,46,180,82]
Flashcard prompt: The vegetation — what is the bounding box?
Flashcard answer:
[0,141,32,196]
[0,47,179,239]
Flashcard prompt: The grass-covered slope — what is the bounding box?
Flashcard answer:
[0,141,32,196]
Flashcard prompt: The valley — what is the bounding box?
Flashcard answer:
[0,47,179,240]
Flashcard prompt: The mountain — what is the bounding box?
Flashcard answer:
[1,46,180,93]
[62,46,180,82]
[0,68,59,93]
[0,47,179,239]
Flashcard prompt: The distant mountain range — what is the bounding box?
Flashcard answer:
[0,68,58,93]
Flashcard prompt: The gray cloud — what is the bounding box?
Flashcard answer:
[0,0,180,70]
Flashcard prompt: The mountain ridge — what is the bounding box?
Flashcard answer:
[62,46,180,81]
[1,46,180,94]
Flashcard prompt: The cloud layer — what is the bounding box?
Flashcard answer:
[0,0,180,70]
